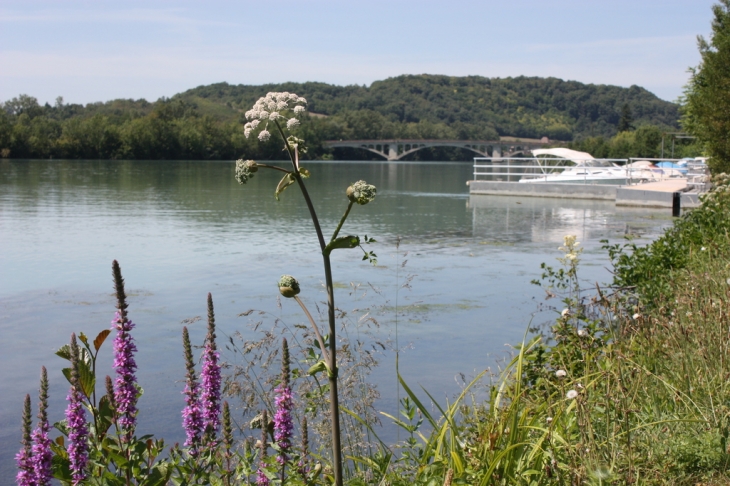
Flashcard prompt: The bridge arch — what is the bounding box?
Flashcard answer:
[323,139,549,161]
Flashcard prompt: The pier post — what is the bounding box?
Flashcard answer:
[672,192,681,217]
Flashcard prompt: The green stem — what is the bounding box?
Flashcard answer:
[331,201,354,242]
[273,120,344,486]
[294,296,331,366]
[256,163,291,174]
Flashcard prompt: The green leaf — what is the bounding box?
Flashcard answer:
[56,344,71,361]
[97,394,114,435]
[94,329,111,352]
[324,235,360,255]
[78,332,88,345]
[308,360,329,376]
[274,172,295,201]
[51,453,72,481]
[77,360,95,399]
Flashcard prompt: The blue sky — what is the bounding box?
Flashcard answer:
[0,0,716,105]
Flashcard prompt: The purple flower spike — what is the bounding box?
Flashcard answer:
[16,394,33,486]
[256,469,271,486]
[112,310,138,441]
[200,293,221,444]
[111,261,138,442]
[181,326,203,455]
[66,334,88,485]
[31,367,52,486]
[274,338,293,466]
[274,385,293,465]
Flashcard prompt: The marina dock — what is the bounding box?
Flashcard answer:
[467,179,703,209]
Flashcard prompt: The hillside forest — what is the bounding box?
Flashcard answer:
[0,74,696,161]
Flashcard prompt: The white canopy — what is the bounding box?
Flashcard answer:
[531,148,594,164]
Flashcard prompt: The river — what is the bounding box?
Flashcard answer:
[0,159,675,477]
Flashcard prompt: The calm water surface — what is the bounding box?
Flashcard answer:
[0,159,674,476]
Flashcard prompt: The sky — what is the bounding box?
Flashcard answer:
[0,0,717,106]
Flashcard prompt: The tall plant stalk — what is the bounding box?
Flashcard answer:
[237,92,377,486]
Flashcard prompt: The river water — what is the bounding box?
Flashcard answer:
[0,159,674,476]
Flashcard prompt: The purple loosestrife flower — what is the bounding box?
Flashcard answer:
[15,394,33,486]
[274,386,293,464]
[112,310,138,440]
[200,293,221,444]
[274,338,293,466]
[66,334,88,485]
[31,367,52,486]
[111,261,138,441]
[181,326,203,455]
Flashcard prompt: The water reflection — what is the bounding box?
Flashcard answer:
[468,195,672,245]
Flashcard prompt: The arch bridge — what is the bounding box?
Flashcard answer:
[323,139,550,161]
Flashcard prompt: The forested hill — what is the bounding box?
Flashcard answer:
[0,75,681,160]
[178,75,680,141]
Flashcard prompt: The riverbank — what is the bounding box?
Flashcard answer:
[440,174,730,484]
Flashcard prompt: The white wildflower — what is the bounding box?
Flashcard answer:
[287,118,300,130]
[563,235,576,247]
[726,278,730,285]
[298,96,307,104]
[293,105,306,114]
[245,110,255,120]
[546,417,553,424]
[258,111,269,120]
[566,390,578,399]
[577,329,588,337]
[258,130,271,142]
[561,308,570,317]
[566,253,577,261]
[250,119,260,129]
[276,101,287,111]
[555,369,567,378]
[632,313,640,320]
[269,111,280,121]
[701,247,707,251]
[244,127,252,138]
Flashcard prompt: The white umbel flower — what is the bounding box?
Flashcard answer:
[293,105,306,114]
[287,118,300,129]
[258,130,271,142]
[269,111,281,121]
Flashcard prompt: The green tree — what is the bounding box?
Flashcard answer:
[682,0,730,173]
[617,103,634,132]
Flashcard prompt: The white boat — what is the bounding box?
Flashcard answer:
[519,148,629,184]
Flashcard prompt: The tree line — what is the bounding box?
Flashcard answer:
[0,75,683,161]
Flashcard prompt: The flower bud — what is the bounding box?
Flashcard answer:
[278,275,300,298]
[346,180,377,205]
[235,159,258,185]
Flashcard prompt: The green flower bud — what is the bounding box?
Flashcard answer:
[278,275,300,298]
[235,159,258,185]
[346,180,377,205]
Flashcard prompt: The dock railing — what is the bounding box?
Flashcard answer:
[473,157,629,184]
